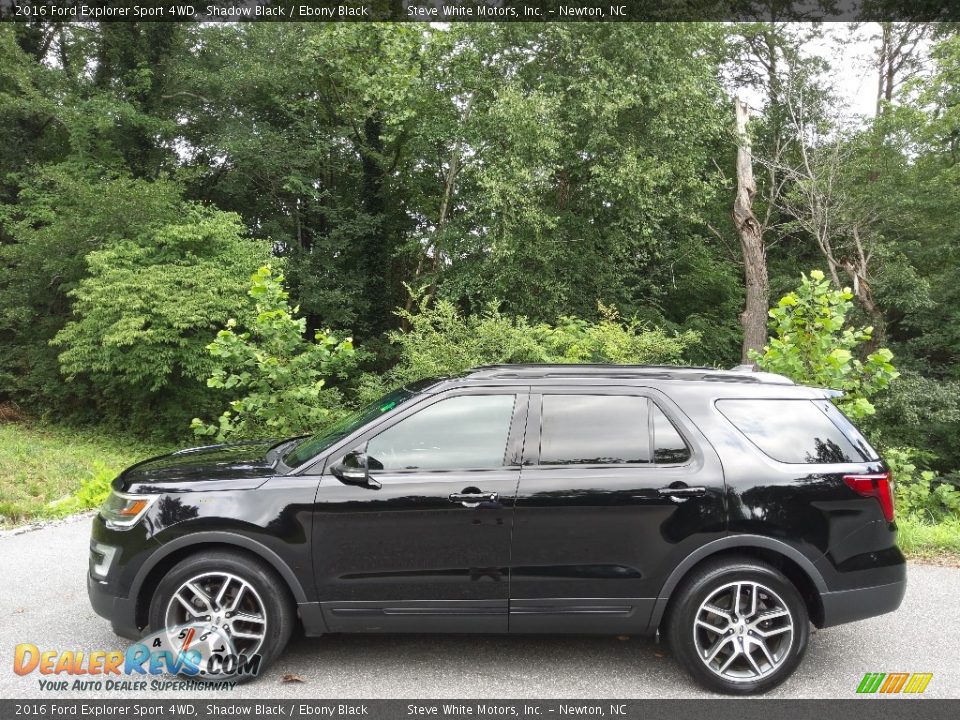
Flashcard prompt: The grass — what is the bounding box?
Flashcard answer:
[897,516,960,561]
[0,422,167,527]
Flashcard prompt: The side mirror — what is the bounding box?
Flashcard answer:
[330,451,381,490]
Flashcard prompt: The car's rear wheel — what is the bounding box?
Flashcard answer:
[666,557,809,695]
[148,550,294,682]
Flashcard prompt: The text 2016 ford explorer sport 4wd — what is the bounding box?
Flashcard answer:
[88,364,905,694]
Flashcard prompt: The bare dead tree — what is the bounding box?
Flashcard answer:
[733,97,770,364]
[725,23,822,363]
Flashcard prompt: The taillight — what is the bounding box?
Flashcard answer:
[843,472,895,522]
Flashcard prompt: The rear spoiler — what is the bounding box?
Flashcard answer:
[729,365,843,398]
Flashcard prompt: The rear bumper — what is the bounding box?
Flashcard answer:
[87,573,141,640]
[819,578,906,628]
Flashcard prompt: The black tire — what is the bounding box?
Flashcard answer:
[148,550,294,683]
[665,556,809,695]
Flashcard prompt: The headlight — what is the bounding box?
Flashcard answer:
[100,491,156,530]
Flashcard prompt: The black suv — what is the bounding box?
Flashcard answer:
[88,364,905,694]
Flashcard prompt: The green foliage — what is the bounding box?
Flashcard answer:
[873,374,960,473]
[46,463,116,518]
[2,23,960,554]
[0,168,188,408]
[365,294,699,400]
[751,270,899,420]
[192,267,358,441]
[542,305,700,365]
[433,24,730,322]
[885,447,960,524]
[50,203,270,434]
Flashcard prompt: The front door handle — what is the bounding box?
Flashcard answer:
[657,486,706,498]
[448,491,499,507]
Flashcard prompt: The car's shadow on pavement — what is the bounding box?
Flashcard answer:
[265,631,704,698]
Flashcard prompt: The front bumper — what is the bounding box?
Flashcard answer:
[87,572,142,640]
[819,578,907,628]
[87,512,160,640]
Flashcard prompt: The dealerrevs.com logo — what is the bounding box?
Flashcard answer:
[856,672,934,695]
[13,623,261,691]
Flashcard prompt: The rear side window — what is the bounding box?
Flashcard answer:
[652,404,692,464]
[541,395,651,465]
[538,395,692,466]
[717,399,878,464]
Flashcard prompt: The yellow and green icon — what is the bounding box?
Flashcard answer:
[856,672,933,694]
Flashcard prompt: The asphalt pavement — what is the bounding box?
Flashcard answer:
[1,514,957,700]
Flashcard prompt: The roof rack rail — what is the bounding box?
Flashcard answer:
[464,364,794,385]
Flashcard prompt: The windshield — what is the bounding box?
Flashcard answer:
[283,385,424,468]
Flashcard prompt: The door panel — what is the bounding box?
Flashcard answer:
[509,388,726,634]
[311,390,528,632]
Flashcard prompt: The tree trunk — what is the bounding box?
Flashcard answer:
[404,93,476,320]
[733,97,770,365]
[844,227,886,352]
[877,23,890,117]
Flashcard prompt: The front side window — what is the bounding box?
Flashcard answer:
[284,382,433,467]
[366,394,516,471]
[540,395,651,465]
[717,398,875,464]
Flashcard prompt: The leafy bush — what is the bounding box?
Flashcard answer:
[873,373,960,473]
[54,206,269,390]
[886,447,960,524]
[0,170,226,432]
[361,295,699,401]
[192,267,358,441]
[543,303,700,365]
[48,202,271,436]
[751,270,899,420]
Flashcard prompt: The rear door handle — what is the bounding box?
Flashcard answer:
[657,486,706,498]
[448,492,499,506]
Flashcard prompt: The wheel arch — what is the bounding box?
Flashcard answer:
[131,532,309,632]
[648,536,827,633]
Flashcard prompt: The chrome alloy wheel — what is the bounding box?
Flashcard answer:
[693,581,794,683]
[164,572,268,656]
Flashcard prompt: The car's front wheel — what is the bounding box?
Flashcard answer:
[666,557,809,695]
[148,549,294,682]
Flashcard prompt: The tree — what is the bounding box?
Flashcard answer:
[849,31,960,379]
[437,24,729,322]
[870,22,936,117]
[0,169,187,408]
[733,97,769,363]
[774,119,887,341]
[51,204,270,431]
[724,21,832,361]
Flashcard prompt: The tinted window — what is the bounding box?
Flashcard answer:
[717,399,872,464]
[652,404,691,464]
[540,395,650,465]
[818,401,880,461]
[366,395,516,470]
